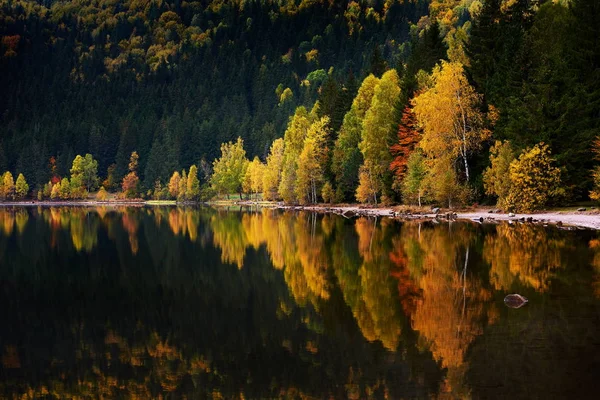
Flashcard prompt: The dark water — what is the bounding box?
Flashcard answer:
[0,206,599,399]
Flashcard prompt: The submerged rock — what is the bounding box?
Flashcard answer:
[504,294,528,309]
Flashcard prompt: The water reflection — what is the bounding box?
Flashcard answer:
[0,207,598,398]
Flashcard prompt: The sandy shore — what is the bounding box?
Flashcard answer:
[268,204,600,230]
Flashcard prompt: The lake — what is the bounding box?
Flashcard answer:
[0,206,598,399]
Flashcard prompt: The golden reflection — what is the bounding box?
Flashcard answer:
[483,224,568,292]
[122,212,140,254]
[400,223,496,398]
[0,209,15,235]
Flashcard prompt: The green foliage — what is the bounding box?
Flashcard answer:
[211,138,249,196]
[359,69,401,203]
[332,74,379,201]
[505,143,563,212]
[402,150,427,206]
[70,154,99,192]
[59,178,71,200]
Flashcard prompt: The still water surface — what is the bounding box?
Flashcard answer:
[0,206,599,399]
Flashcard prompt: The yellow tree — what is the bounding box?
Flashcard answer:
[186,165,200,201]
[243,157,265,200]
[295,117,330,204]
[0,171,15,200]
[167,171,181,199]
[505,143,563,212]
[262,138,285,201]
[413,61,490,183]
[278,107,311,203]
[358,69,401,204]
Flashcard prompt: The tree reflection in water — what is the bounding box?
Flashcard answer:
[0,207,598,398]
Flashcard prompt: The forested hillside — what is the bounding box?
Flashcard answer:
[1,0,599,207]
[0,0,427,184]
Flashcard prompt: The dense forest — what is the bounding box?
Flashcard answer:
[0,0,599,209]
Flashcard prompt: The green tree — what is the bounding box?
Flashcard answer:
[15,173,29,200]
[402,150,427,207]
[59,177,71,200]
[483,141,515,209]
[70,154,99,192]
[358,69,401,204]
[332,74,380,201]
[211,137,249,198]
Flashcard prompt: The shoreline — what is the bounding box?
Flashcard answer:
[1,200,599,230]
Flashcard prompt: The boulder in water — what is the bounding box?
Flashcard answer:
[504,294,528,309]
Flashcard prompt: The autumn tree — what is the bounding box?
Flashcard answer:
[413,61,490,184]
[358,69,401,204]
[279,107,311,203]
[390,106,421,192]
[96,186,108,201]
[15,173,29,200]
[262,138,285,200]
[168,171,181,199]
[483,141,515,209]
[0,171,15,200]
[355,165,378,204]
[505,143,563,212]
[296,117,330,204]
[178,169,187,202]
[186,165,200,201]
[50,181,60,200]
[243,157,265,200]
[332,74,380,201]
[211,138,249,198]
[122,151,140,198]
